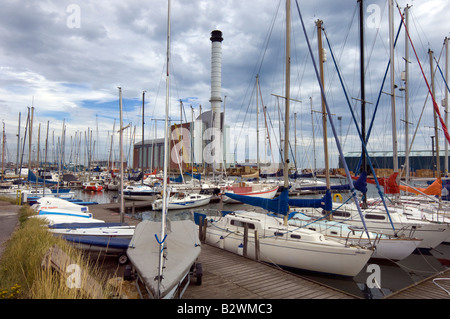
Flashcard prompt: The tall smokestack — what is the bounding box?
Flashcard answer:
[210,30,223,133]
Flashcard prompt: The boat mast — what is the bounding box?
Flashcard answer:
[15,112,20,174]
[389,0,399,191]
[256,75,260,171]
[316,19,331,209]
[157,0,171,299]
[283,0,291,190]
[142,90,146,185]
[404,5,411,184]
[358,0,367,208]
[445,36,449,177]
[429,49,441,182]
[118,87,125,222]
[1,122,4,182]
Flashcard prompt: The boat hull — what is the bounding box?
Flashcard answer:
[204,226,371,277]
[221,186,279,204]
[152,195,211,210]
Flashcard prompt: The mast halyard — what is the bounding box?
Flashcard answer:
[283,0,291,225]
[358,0,368,208]
[157,0,171,299]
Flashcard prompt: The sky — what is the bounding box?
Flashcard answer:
[0,0,449,170]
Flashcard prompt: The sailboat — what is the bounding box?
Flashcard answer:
[344,3,450,248]
[151,191,211,210]
[121,184,161,201]
[126,0,201,299]
[220,182,279,203]
[287,211,422,260]
[196,0,373,277]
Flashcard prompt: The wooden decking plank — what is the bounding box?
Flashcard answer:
[183,243,358,299]
[385,268,450,299]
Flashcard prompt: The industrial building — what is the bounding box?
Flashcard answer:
[341,150,448,176]
[133,111,234,171]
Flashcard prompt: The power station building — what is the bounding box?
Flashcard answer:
[133,110,234,171]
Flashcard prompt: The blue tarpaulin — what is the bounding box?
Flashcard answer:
[224,189,290,215]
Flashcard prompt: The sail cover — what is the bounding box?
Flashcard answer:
[224,188,289,215]
[28,170,59,185]
[288,189,332,211]
[224,188,333,215]
[127,219,201,299]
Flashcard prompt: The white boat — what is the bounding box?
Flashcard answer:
[31,196,89,213]
[303,201,450,250]
[221,183,279,203]
[121,184,161,201]
[127,218,201,298]
[152,192,211,210]
[48,222,135,238]
[83,181,103,191]
[106,179,120,191]
[61,234,131,263]
[32,213,105,225]
[288,211,422,260]
[367,195,450,244]
[196,210,373,277]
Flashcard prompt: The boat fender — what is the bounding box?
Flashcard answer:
[333,193,342,202]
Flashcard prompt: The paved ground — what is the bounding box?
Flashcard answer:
[0,201,20,261]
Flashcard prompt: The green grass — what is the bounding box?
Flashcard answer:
[0,205,121,299]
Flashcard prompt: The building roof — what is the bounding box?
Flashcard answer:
[134,138,165,147]
[344,150,445,157]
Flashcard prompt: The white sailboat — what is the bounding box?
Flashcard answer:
[126,0,201,299]
[121,184,161,201]
[288,211,422,260]
[199,208,372,277]
[220,182,279,203]
[301,201,450,250]
[151,192,211,210]
[48,222,135,239]
[196,0,373,277]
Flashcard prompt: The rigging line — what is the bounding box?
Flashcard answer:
[355,19,403,174]
[294,0,373,242]
[396,2,450,145]
[264,102,283,163]
[233,81,257,156]
[325,30,397,233]
[434,57,450,95]
[258,81,276,168]
[232,0,282,136]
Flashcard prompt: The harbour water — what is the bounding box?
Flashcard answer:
[72,184,450,299]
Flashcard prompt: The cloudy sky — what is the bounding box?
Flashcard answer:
[1,0,449,170]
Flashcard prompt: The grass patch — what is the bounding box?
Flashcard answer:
[0,195,17,205]
[0,205,121,299]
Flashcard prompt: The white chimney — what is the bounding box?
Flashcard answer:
[210,30,223,133]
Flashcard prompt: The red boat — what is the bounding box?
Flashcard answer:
[82,181,103,191]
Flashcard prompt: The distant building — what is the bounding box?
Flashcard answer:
[133,111,234,171]
[341,150,448,174]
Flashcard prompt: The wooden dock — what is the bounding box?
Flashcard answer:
[89,203,360,299]
[88,202,151,226]
[385,268,450,299]
[183,243,360,299]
